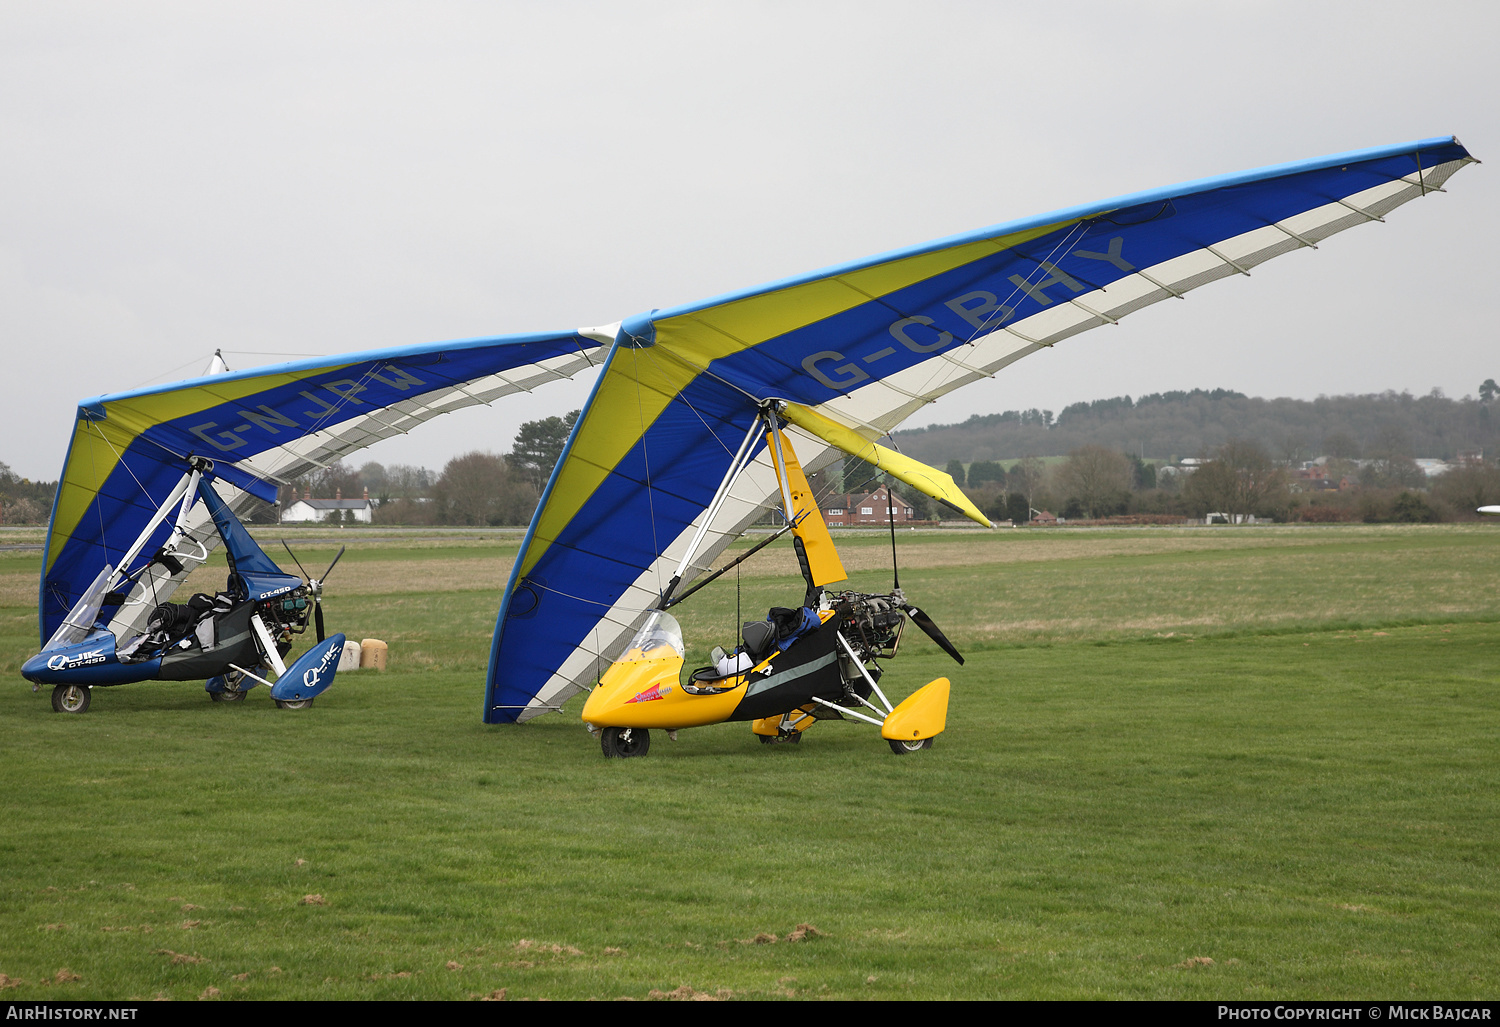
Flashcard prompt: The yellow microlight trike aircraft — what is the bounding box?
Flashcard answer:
[580,402,981,758]
[480,138,1475,753]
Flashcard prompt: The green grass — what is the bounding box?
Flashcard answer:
[1,525,1498,999]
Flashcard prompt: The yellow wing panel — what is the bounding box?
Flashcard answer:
[653,220,1075,357]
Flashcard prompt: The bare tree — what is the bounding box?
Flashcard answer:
[0,462,57,524]
[1279,434,1306,466]
[281,460,364,505]
[1183,439,1287,520]
[383,464,434,500]
[1055,446,1132,518]
[1361,425,1426,490]
[1431,464,1500,516]
[1009,456,1046,520]
[1321,431,1361,460]
[431,451,538,526]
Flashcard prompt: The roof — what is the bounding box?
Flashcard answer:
[290,499,372,510]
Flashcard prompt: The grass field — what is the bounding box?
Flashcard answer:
[1,524,1497,1000]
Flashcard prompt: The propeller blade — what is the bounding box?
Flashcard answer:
[321,545,347,582]
[314,599,325,643]
[280,540,311,579]
[902,603,964,665]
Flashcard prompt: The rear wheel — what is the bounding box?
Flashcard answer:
[274,698,314,710]
[210,688,247,703]
[601,726,650,758]
[759,731,802,745]
[887,737,932,755]
[51,684,91,714]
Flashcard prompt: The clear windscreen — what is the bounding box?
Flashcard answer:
[42,564,115,651]
[620,611,684,661]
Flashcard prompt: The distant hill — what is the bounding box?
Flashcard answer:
[893,389,1499,465]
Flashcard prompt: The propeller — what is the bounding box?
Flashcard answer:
[282,542,345,642]
[281,540,311,578]
[899,602,964,665]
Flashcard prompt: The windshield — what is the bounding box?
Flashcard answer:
[42,564,115,652]
[620,611,684,661]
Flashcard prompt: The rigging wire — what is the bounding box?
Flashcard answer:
[127,355,213,391]
[909,219,1093,402]
[887,475,900,591]
[220,350,330,359]
[630,349,663,596]
[528,579,618,608]
[639,344,741,460]
[84,423,111,571]
[84,422,182,611]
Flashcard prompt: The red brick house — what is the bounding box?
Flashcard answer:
[822,484,915,526]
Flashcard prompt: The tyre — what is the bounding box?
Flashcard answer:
[210,688,247,703]
[887,736,933,755]
[600,726,650,758]
[51,684,91,714]
[274,698,314,710]
[758,731,802,745]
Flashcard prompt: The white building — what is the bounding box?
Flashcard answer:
[281,493,374,524]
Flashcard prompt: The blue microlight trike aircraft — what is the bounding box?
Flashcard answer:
[23,456,346,714]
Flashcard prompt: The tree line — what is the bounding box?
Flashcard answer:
[8,383,1500,526]
[934,439,1500,525]
[895,387,1500,467]
[0,462,56,524]
[265,410,582,526]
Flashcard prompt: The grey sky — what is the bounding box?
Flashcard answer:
[3,1,1496,480]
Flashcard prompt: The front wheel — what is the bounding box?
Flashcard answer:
[274,698,314,710]
[888,737,933,755]
[601,726,650,758]
[51,684,91,714]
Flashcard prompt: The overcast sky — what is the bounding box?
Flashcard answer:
[3,1,1496,480]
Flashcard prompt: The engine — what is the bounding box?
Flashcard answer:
[828,590,906,662]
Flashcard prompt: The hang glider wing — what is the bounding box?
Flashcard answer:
[40,331,606,644]
[483,136,1476,723]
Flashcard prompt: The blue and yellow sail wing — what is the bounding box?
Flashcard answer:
[41,331,604,644]
[484,137,1476,722]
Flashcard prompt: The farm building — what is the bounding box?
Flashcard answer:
[281,488,375,524]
